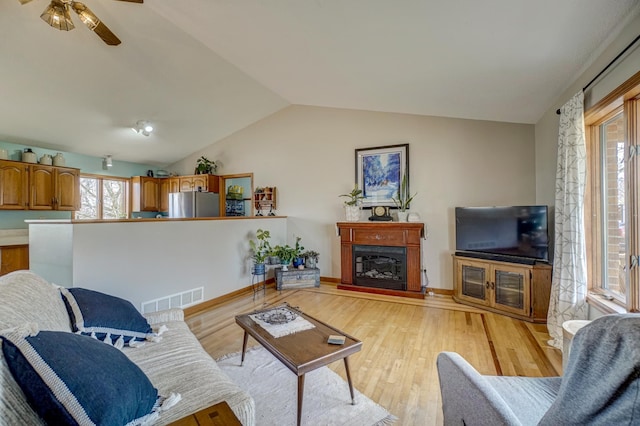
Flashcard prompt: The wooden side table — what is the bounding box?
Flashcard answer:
[168,401,241,426]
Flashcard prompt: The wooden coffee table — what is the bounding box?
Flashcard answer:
[235,304,362,426]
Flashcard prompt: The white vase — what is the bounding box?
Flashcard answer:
[345,205,360,222]
[397,211,409,222]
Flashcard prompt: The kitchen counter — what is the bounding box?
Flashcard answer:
[0,229,29,246]
[26,216,286,225]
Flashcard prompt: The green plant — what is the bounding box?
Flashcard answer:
[339,185,365,206]
[249,229,271,264]
[293,236,305,258]
[391,171,416,212]
[195,156,217,174]
[302,250,319,260]
[272,244,297,264]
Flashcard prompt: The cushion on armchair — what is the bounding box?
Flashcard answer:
[60,287,156,347]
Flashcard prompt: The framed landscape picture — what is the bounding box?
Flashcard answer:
[355,143,408,209]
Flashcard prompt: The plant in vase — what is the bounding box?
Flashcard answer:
[391,171,416,222]
[195,156,218,175]
[249,229,271,275]
[291,237,305,269]
[272,244,297,272]
[340,185,365,222]
[302,250,319,269]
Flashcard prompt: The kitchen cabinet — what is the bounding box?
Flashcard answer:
[0,160,79,211]
[168,177,180,193]
[131,176,159,212]
[158,179,170,212]
[176,174,219,193]
[0,245,29,276]
[0,160,28,209]
[453,255,552,322]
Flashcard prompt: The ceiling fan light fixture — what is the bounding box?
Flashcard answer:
[40,1,75,31]
[132,120,153,136]
[72,2,100,31]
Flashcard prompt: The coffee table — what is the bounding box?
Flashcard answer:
[235,304,362,426]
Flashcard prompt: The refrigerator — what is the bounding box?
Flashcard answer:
[169,192,220,218]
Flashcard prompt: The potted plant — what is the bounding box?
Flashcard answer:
[195,156,217,175]
[302,250,319,269]
[249,229,271,274]
[340,185,365,222]
[291,237,305,269]
[272,244,297,271]
[391,171,416,222]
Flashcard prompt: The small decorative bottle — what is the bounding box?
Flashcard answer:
[52,153,65,167]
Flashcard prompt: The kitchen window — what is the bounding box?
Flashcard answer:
[75,174,129,220]
[585,73,640,312]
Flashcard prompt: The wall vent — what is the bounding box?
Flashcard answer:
[141,287,204,314]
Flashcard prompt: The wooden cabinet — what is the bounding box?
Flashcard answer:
[168,177,180,193]
[0,160,79,211]
[0,245,29,276]
[131,176,159,212]
[158,179,169,212]
[453,255,552,322]
[0,160,28,209]
[131,176,170,212]
[24,163,80,211]
[175,175,219,193]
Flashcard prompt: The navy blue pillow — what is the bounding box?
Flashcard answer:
[60,287,154,346]
[1,328,159,425]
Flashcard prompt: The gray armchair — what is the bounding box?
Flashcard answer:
[437,314,640,425]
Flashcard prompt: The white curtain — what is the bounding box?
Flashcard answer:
[547,91,588,349]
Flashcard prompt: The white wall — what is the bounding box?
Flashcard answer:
[29,218,287,310]
[171,106,536,290]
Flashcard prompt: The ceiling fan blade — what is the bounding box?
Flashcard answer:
[18,0,34,5]
[71,2,121,45]
[93,22,121,46]
[114,0,143,3]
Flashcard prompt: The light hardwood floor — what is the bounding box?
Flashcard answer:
[185,283,562,425]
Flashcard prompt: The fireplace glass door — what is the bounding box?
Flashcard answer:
[353,245,407,290]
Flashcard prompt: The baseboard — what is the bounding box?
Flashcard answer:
[184,278,276,316]
[428,287,454,296]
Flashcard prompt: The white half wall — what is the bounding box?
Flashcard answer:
[170,105,536,290]
[28,218,287,311]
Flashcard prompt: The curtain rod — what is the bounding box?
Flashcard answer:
[555,33,640,115]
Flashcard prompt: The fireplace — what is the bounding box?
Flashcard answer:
[353,245,407,290]
[337,222,424,297]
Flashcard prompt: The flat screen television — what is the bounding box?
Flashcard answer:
[455,205,549,262]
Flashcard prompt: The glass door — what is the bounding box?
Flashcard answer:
[493,266,530,316]
[458,262,489,305]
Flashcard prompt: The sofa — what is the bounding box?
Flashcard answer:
[0,270,255,425]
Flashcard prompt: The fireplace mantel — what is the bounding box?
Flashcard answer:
[336,222,425,297]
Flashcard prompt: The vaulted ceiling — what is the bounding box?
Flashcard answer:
[1,0,639,166]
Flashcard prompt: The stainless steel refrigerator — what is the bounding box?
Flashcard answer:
[169,192,220,218]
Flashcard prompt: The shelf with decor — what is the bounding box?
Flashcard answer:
[254,187,276,216]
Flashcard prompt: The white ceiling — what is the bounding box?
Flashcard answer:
[1,0,639,166]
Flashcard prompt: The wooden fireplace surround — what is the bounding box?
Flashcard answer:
[337,222,425,298]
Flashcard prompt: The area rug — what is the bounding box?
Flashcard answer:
[217,347,396,425]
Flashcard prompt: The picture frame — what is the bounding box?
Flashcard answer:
[355,143,409,209]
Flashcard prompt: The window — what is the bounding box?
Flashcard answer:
[75,174,129,220]
[585,74,640,312]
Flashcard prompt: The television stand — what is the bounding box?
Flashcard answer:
[454,251,539,265]
[452,254,552,323]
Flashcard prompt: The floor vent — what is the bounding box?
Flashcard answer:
[141,287,204,314]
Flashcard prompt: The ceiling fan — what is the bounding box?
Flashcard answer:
[18,0,143,46]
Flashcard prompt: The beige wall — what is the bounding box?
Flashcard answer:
[171,105,535,290]
[535,13,640,212]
